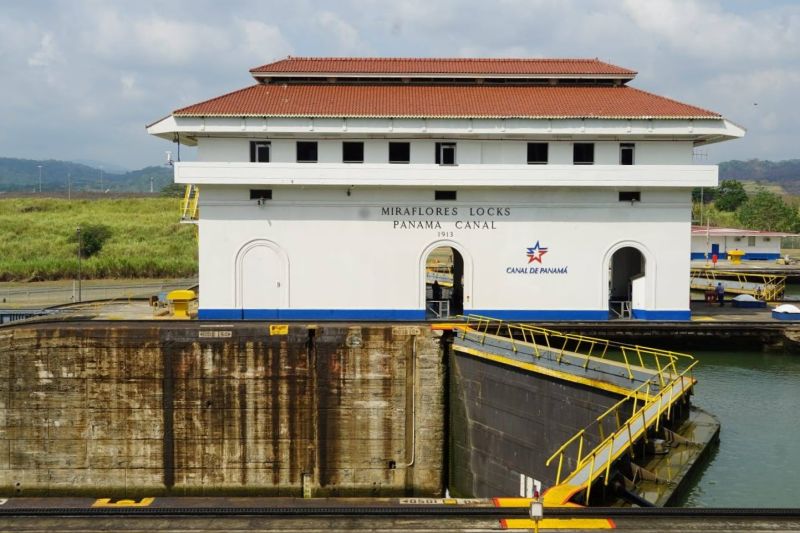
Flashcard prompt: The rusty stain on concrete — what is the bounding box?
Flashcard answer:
[0,322,445,497]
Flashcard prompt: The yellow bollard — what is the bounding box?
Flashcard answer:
[167,289,196,319]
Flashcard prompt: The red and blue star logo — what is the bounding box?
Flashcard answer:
[526,241,548,263]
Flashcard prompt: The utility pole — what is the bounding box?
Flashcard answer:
[76,226,82,302]
[67,173,71,200]
[37,165,42,193]
[150,176,154,193]
[100,167,104,192]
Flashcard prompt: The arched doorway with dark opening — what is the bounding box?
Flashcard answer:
[423,245,464,320]
[608,246,645,319]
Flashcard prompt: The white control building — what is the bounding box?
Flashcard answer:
[148,57,743,321]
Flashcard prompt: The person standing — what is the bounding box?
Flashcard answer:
[715,282,725,307]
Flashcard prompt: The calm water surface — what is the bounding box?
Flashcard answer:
[676,349,800,507]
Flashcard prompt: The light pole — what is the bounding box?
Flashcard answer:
[67,173,71,200]
[76,226,82,302]
[100,167,104,192]
[37,165,42,193]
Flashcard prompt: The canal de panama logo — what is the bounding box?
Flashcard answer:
[526,241,549,263]
[505,240,568,275]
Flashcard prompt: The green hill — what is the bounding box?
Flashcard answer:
[719,159,800,194]
[0,157,174,193]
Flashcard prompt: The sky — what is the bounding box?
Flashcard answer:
[1,0,799,170]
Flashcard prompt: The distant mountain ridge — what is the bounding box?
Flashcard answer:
[719,159,800,194]
[0,157,174,193]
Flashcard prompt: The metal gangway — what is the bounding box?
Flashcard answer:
[452,315,697,505]
[690,268,785,301]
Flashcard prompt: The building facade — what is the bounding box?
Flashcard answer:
[148,57,743,321]
[691,226,792,260]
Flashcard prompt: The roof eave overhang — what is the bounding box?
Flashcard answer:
[692,119,746,147]
[249,71,635,82]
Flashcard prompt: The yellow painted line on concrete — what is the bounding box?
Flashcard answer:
[92,497,155,507]
[691,316,717,321]
[454,344,649,400]
[501,517,615,529]
[430,323,465,331]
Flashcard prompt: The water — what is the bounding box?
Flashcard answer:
[676,349,800,507]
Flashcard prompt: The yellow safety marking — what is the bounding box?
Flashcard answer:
[542,485,584,506]
[454,344,650,400]
[430,323,465,331]
[691,316,716,321]
[92,497,154,507]
[502,518,614,530]
[269,324,289,335]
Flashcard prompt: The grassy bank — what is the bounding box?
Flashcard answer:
[0,197,197,280]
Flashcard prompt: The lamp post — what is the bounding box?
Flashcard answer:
[37,165,42,193]
[76,226,82,302]
[67,173,71,200]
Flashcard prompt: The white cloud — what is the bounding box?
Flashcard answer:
[27,33,61,67]
[236,19,293,63]
[313,11,366,54]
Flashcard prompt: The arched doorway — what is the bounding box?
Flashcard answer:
[424,246,464,319]
[235,240,287,318]
[608,246,645,319]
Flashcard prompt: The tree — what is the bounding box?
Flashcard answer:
[737,189,800,232]
[69,224,113,258]
[714,180,748,211]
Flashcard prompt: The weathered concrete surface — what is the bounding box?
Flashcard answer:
[448,349,631,498]
[0,321,444,496]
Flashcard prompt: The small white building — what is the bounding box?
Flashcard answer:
[691,226,793,261]
[148,57,743,321]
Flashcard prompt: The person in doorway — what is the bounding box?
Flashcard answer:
[715,282,725,307]
[431,280,442,301]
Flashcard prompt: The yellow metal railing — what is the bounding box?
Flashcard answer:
[460,315,694,389]
[180,184,200,221]
[690,268,785,301]
[545,361,698,503]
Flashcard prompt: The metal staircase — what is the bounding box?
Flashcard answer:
[180,184,200,222]
[690,268,785,301]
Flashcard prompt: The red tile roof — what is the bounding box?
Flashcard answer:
[250,57,636,77]
[173,84,720,119]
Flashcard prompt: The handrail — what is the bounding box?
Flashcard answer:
[180,184,200,221]
[545,361,698,499]
[459,315,692,387]
[690,268,785,301]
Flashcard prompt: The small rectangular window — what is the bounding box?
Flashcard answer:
[527,142,548,164]
[435,142,457,165]
[573,143,594,165]
[620,143,635,165]
[764,237,771,242]
[619,191,641,202]
[435,190,457,201]
[748,236,756,246]
[250,141,271,163]
[296,141,318,163]
[250,189,272,200]
[342,141,364,163]
[389,142,410,163]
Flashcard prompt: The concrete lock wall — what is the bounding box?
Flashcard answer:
[0,322,444,497]
[448,350,626,498]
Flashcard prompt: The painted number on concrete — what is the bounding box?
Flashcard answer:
[270,324,289,335]
[199,330,232,338]
[399,498,483,505]
[92,497,155,507]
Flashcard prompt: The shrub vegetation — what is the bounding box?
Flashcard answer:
[0,197,197,280]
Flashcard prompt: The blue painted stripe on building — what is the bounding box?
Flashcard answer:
[199,309,425,321]
[631,309,691,321]
[199,309,242,320]
[743,252,781,260]
[470,309,609,321]
[200,308,691,322]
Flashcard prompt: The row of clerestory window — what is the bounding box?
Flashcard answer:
[250,141,636,165]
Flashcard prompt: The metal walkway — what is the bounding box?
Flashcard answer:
[690,269,786,300]
[452,315,698,505]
